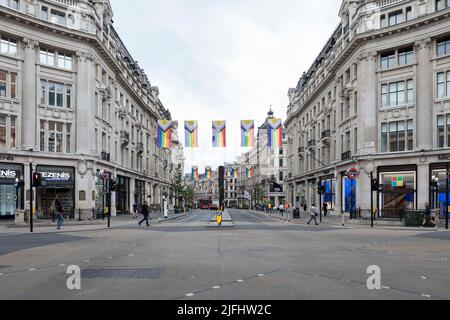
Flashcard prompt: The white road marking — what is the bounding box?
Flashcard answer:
[212,286,221,289]
[107,257,113,259]
[258,274,265,277]
[421,276,427,280]
[29,268,36,271]
[421,294,432,298]
[59,264,65,267]
[129,254,134,257]
[185,293,195,297]
[236,279,244,283]
[83,260,90,263]
[382,286,390,290]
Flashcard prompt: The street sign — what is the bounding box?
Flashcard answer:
[346,168,360,180]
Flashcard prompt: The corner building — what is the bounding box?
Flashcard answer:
[0,0,178,219]
[285,0,450,219]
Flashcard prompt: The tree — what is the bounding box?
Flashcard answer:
[171,167,184,208]
[184,186,195,209]
[253,183,265,207]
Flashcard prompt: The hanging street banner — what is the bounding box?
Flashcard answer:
[267,118,283,147]
[205,167,213,180]
[192,166,199,180]
[212,121,227,148]
[241,120,255,148]
[157,120,173,148]
[246,166,254,178]
[184,120,199,148]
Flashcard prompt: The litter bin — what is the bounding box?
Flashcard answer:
[293,208,300,219]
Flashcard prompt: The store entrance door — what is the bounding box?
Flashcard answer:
[0,184,16,218]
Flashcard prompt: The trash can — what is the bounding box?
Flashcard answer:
[293,208,300,219]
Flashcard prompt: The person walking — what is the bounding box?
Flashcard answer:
[132,203,139,219]
[307,204,319,226]
[138,202,150,227]
[323,203,328,217]
[55,199,64,230]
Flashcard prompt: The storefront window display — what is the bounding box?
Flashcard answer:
[342,176,357,215]
[430,165,450,220]
[0,163,23,218]
[321,178,336,211]
[379,171,416,219]
[116,175,130,215]
[135,179,146,208]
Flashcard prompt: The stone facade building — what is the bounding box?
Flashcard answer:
[285,0,450,219]
[0,0,179,219]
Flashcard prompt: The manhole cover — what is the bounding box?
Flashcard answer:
[82,268,165,280]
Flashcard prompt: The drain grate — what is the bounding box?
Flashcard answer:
[81,268,165,280]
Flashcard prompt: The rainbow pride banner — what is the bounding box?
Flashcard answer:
[212,121,227,148]
[205,167,213,180]
[157,120,173,148]
[246,166,254,178]
[184,121,199,148]
[267,118,283,147]
[192,166,199,180]
[231,168,239,178]
[241,120,255,148]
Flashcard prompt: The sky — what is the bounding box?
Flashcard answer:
[109,0,343,173]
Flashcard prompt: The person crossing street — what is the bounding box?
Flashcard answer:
[138,202,151,227]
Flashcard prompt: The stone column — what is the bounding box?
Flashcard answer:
[415,38,433,150]
[417,163,429,210]
[76,52,96,155]
[334,168,342,214]
[22,38,38,151]
[357,52,378,155]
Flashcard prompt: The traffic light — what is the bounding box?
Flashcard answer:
[317,185,326,195]
[110,179,117,192]
[371,178,381,192]
[32,172,42,187]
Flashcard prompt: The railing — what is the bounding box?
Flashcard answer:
[308,140,316,148]
[120,131,130,144]
[321,130,331,140]
[298,147,305,154]
[341,151,352,161]
[51,0,80,7]
[136,142,144,154]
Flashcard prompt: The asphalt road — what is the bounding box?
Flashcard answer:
[0,209,449,300]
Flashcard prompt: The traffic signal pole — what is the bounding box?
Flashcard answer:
[370,172,374,229]
[29,163,33,233]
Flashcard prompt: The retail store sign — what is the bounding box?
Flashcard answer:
[392,176,404,187]
[0,169,17,179]
[41,172,71,181]
[438,154,450,161]
[0,155,15,161]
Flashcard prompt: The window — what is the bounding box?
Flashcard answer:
[0,69,17,99]
[381,51,396,70]
[381,121,414,153]
[437,38,450,57]
[41,6,48,20]
[0,36,17,56]
[57,52,72,70]
[0,114,17,148]
[437,71,450,98]
[0,0,19,10]
[40,49,55,66]
[406,7,413,21]
[380,15,387,28]
[50,9,66,26]
[389,10,404,26]
[40,121,71,153]
[437,114,450,148]
[398,47,414,66]
[381,80,414,107]
[40,80,73,108]
[436,0,450,11]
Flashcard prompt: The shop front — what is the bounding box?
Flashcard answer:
[36,166,75,220]
[320,175,336,212]
[0,163,24,219]
[378,165,417,220]
[116,175,130,215]
[430,162,450,220]
[134,179,146,208]
[342,174,357,216]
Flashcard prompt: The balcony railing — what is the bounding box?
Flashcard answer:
[298,147,305,154]
[120,131,130,145]
[342,151,352,161]
[321,130,331,140]
[136,142,144,154]
[308,140,316,148]
[101,152,110,162]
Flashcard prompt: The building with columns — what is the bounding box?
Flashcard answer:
[236,109,287,209]
[0,0,178,220]
[285,0,450,219]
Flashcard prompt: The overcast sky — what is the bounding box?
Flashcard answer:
[109,0,342,173]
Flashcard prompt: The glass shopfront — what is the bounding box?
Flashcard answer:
[378,166,416,219]
[135,179,146,208]
[321,176,336,211]
[36,166,75,219]
[0,163,23,218]
[116,175,130,215]
[430,163,450,220]
[342,175,357,215]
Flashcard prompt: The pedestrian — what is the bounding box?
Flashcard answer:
[303,203,308,214]
[55,199,64,230]
[133,203,138,219]
[138,202,151,227]
[422,203,433,227]
[279,204,285,215]
[323,203,328,217]
[307,204,319,226]
[436,203,442,226]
